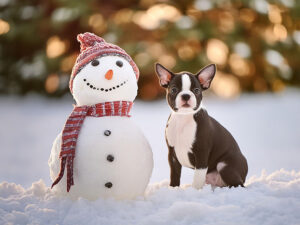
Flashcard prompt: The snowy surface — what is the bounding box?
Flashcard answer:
[0,89,300,224]
[1,170,300,225]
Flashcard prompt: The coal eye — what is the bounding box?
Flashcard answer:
[91,60,99,66]
[194,88,200,94]
[116,60,123,67]
[171,87,177,94]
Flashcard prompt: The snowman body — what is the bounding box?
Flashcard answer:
[49,116,153,200]
[49,54,153,200]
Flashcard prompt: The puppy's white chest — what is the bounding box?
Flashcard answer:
[166,113,197,168]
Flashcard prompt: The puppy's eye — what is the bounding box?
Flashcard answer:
[171,87,178,94]
[194,88,200,94]
[116,60,123,67]
[91,60,99,66]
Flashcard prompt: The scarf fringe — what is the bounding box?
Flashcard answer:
[51,155,75,192]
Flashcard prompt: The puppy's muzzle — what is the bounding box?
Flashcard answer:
[181,94,190,101]
[181,94,191,107]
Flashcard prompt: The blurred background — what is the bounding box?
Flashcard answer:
[0,0,300,187]
[0,0,299,100]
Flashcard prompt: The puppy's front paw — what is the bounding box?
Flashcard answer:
[192,180,205,189]
[192,168,208,189]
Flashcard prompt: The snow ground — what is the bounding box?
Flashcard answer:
[0,89,300,224]
[1,170,300,225]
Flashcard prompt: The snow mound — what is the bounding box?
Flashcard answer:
[1,169,300,225]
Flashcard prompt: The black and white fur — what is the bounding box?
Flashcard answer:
[155,63,248,189]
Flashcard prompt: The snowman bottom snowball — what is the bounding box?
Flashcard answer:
[48,32,153,200]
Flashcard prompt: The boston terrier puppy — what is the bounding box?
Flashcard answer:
[155,63,248,189]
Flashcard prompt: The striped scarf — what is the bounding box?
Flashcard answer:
[51,101,133,192]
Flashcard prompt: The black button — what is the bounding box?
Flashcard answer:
[104,130,111,136]
[105,182,113,188]
[107,154,114,162]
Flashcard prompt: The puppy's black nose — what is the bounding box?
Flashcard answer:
[181,94,190,101]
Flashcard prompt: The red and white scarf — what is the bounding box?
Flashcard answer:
[51,101,133,192]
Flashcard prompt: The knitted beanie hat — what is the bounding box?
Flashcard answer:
[69,32,140,92]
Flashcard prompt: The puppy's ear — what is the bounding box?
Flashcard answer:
[196,64,216,90]
[155,63,173,88]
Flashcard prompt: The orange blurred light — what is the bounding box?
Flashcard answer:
[45,74,59,93]
[61,53,77,72]
[273,24,287,41]
[229,54,251,77]
[219,11,235,33]
[268,4,282,24]
[88,14,107,34]
[272,79,285,92]
[133,11,159,30]
[211,71,241,98]
[147,4,181,22]
[113,9,134,24]
[0,19,10,35]
[133,4,181,30]
[264,26,278,44]
[158,54,176,69]
[147,42,165,59]
[46,36,68,58]
[206,39,228,65]
[178,45,195,60]
[239,8,256,23]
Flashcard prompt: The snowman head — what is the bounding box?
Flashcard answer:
[70,33,139,106]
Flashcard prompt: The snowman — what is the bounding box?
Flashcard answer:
[48,32,153,200]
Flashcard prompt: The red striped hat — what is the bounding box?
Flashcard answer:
[69,32,139,92]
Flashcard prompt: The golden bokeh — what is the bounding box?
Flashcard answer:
[239,8,256,24]
[147,42,165,59]
[229,54,251,77]
[133,4,181,30]
[147,4,181,22]
[45,74,59,93]
[206,39,229,65]
[178,45,195,61]
[268,4,282,24]
[273,24,287,41]
[211,71,241,98]
[219,11,235,33]
[133,11,159,30]
[272,79,285,92]
[113,9,134,24]
[158,54,176,69]
[46,36,68,58]
[60,53,78,72]
[88,14,107,34]
[2,0,297,98]
[264,26,278,44]
[0,19,10,35]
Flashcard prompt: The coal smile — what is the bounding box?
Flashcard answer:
[83,78,128,92]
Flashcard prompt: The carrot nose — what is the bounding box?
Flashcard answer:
[105,69,113,80]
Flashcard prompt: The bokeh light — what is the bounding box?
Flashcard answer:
[46,36,69,58]
[0,0,299,98]
[0,19,10,35]
[45,74,59,93]
[211,72,241,99]
[206,39,229,65]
